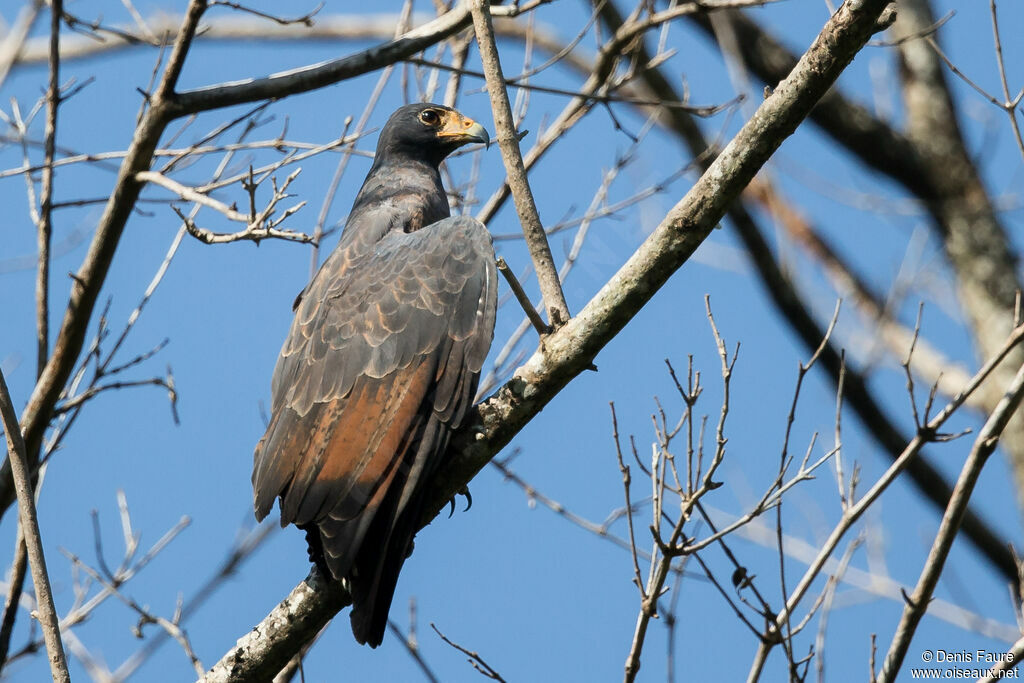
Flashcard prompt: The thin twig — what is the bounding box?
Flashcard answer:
[925,31,1024,161]
[750,322,1024,675]
[988,0,1024,161]
[879,359,1024,681]
[387,599,441,683]
[404,56,738,115]
[0,525,29,672]
[201,0,903,673]
[36,0,62,378]
[431,623,506,682]
[611,403,645,598]
[0,0,211,526]
[61,549,205,678]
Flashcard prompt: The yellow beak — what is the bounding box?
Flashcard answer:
[438,114,490,147]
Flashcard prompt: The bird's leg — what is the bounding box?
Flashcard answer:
[300,523,332,579]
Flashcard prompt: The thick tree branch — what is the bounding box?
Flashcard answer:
[598,0,1018,583]
[690,4,1024,506]
[200,1,895,677]
[892,0,1024,503]
[433,0,896,521]
[200,568,348,682]
[0,0,207,523]
[168,5,480,116]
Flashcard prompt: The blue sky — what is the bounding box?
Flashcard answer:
[1,1,1023,681]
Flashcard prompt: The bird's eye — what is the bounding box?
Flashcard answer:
[419,109,440,126]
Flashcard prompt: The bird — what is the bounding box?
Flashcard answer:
[251,103,497,648]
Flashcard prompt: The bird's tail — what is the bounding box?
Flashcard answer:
[347,416,448,648]
[347,520,417,647]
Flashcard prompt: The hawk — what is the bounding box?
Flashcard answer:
[252,103,497,647]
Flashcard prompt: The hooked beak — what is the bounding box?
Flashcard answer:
[438,114,490,148]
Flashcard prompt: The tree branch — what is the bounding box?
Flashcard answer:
[595,0,1018,584]
[470,0,570,327]
[200,1,896,676]
[36,0,61,377]
[169,4,476,116]
[690,3,1024,508]
[0,369,69,683]
[893,0,1024,504]
[199,568,349,682]
[879,358,1024,680]
[748,323,1024,676]
[0,0,500,522]
[0,525,28,671]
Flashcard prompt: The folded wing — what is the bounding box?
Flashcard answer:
[252,214,496,645]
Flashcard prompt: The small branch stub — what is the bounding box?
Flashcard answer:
[496,258,551,337]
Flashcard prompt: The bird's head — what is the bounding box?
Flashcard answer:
[375,103,489,168]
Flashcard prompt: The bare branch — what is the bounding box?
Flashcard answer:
[35,0,62,378]
[199,567,349,683]
[170,4,479,116]
[744,179,975,404]
[0,0,210,523]
[496,258,551,337]
[208,1,322,27]
[0,0,497,520]
[611,403,645,599]
[92,0,898,675]
[431,623,506,682]
[387,600,440,683]
[0,0,43,90]
[470,0,570,327]
[617,0,1019,583]
[0,369,69,683]
[879,359,1024,680]
[751,323,1024,672]
[141,169,317,247]
[977,634,1024,682]
[60,549,205,678]
[0,526,29,671]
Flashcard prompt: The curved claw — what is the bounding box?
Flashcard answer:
[445,486,474,517]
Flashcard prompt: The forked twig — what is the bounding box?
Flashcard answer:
[431,623,506,682]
